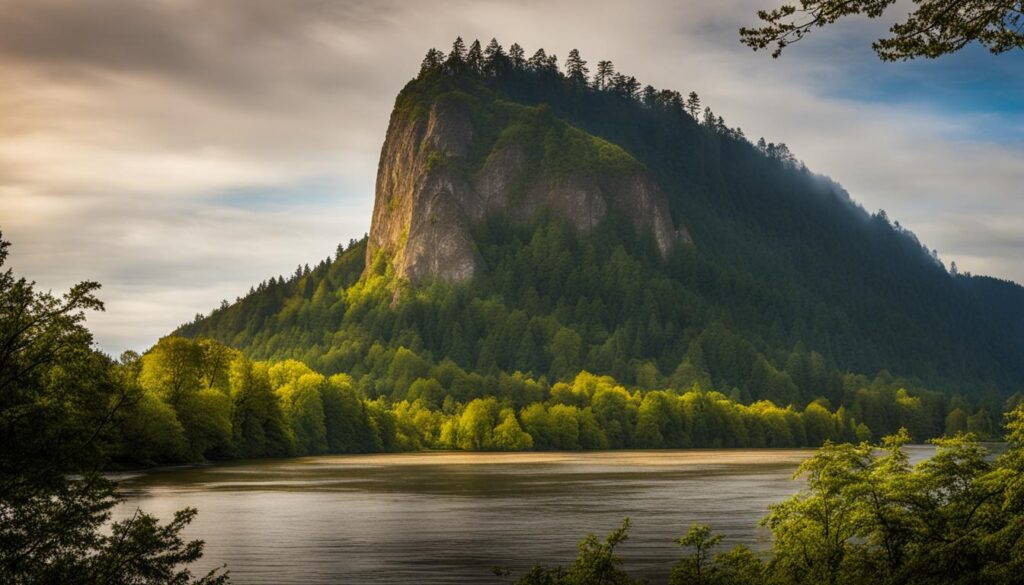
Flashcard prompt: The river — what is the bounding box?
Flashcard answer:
[113,446,936,584]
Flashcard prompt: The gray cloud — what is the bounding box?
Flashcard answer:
[1,0,1021,354]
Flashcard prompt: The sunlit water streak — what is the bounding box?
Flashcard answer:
[113,446,937,584]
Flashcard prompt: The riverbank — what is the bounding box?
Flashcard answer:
[291,448,814,467]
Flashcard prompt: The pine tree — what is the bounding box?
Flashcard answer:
[466,39,484,73]
[447,36,467,69]
[774,143,796,166]
[702,106,716,127]
[609,73,639,99]
[419,48,444,75]
[527,48,549,71]
[623,75,641,100]
[685,91,701,119]
[508,43,526,69]
[642,85,657,107]
[564,49,589,84]
[594,60,615,90]
[515,330,538,373]
[483,38,507,75]
[659,89,684,113]
[609,72,626,95]
[545,52,559,73]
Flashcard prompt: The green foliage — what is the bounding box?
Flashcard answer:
[512,518,642,585]
[112,338,939,462]
[59,336,900,468]
[669,524,764,585]
[740,0,1024,60]
[269,361,330,455]
[229,359,291,458]
[672,524,723,585]
[456,397,501,450]
[323,374,373,452]
[0,233,225,583]
[510,406,1024,584]
[137,337,236,460]
[756,425,1024,585]
[121,390,188,463]
[493,407,534,450]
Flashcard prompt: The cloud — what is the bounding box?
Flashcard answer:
[1,0,1021,354]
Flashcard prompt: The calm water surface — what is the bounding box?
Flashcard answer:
[114,447,936,584]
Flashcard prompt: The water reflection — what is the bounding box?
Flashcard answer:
[114,447,937,584]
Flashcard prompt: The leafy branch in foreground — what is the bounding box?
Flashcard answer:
[506,518,641,585]
[0,231,227,584]
[740,0,1024,60]
[506,414,1024,584]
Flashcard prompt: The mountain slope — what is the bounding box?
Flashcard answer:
[176,42,1024,420]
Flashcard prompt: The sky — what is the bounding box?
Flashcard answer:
[1,0,1021,355]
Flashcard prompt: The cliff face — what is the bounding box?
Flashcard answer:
[366,87,689,283]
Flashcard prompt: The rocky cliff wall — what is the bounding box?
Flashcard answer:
[366,90,690,283]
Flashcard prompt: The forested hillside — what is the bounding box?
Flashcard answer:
[173,38,1024,457]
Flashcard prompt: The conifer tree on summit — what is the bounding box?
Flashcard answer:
[447,36,467,68]
[509,42,526,69]
[420,48,444,75]
[685,91,701,119]
[565,49,589,84]
[594,60,615,90]
[483,38,508,75]
[466,39,484,73]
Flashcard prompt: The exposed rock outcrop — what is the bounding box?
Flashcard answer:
[366,90,690,283]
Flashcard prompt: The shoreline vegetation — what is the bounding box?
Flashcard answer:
[228,448,816,467]
[502,428,1024,585]
[102,332,1007,470]
[109,448,817,478]
[106,334,895,466]
[112,442,1009,479]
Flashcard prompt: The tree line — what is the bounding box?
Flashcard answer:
[118,335,860,463]
[418,37,799,168]
[116,332,1006,466]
